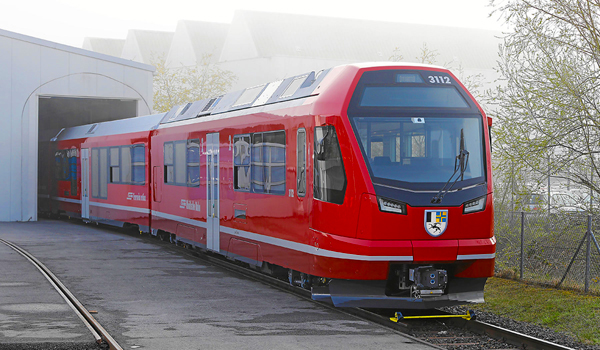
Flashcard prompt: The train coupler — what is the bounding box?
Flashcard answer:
[390,310,476,322]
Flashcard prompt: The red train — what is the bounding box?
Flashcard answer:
[39,63,495,309]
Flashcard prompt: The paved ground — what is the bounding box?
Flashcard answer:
[0,219,435,350]
[0,238,95,346]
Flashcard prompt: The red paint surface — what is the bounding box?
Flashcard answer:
[42,64,495,285]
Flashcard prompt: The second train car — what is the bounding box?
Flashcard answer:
[41,62,495,309]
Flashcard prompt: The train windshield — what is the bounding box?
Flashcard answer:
[352,116,485,188]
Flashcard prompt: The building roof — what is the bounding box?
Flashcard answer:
[121,29,174,64]
[0,28,154,72]
[166,20,229,67]
[220,10,501,70]
[82,37,125,58]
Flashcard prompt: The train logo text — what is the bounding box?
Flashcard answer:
[127,192,147,201]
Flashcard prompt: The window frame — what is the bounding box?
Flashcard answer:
[233,134,252,192]
[109,147,120,183]
[131,144,146,184]
[107,144,146,185]
[54,149,69,181]
[313,125,347,205]
[91,147,109,199]
[296,128,306,197]
[186,139,200,187]
[163,139,200,187]
[233,130,286,195]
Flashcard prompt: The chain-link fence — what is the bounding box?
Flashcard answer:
[495,210,600,294]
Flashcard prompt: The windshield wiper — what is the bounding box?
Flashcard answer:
[431,129,469,204]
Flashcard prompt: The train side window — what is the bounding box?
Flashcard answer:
[251,133,264,192]
[110,147,120,183]
[121,146,132,183]
[54,151,62,180]
[69,152,77,196]
[186,139,200,187]
[99,148,108,199]
[297,128,306,196]
[131,145,145,184]
[251,130,286,195]
[314,126,346,204]
[174,141,186,184]
[165,140,199,187]
[233,134,251,191]
[55,150,68,181]
[164,142,174,184]
[91,149,99,198]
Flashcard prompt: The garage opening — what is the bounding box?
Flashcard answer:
[38,96,138,131]
[38,96,139,215]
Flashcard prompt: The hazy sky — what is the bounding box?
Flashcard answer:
[2,0,506,48]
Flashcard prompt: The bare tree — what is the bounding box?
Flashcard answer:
[389,43,485,100]
[490,0,600,197]
[152,54,237,113]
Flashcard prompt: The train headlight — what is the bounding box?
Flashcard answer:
[463,195,486,214]
[377,197,407,215]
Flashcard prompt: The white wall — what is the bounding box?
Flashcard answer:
[0,29,154,222]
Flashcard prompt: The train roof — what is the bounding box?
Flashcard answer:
[52,113,166,141]
[157,62,451,127]
[50,62,460,141]
[159,67,333,125]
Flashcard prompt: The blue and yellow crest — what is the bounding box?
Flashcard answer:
[424,210,448,237]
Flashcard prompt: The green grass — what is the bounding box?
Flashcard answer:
[474,277,600,344]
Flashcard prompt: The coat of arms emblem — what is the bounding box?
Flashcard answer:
[424,210,448,237]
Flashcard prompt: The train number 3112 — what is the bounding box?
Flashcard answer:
[428,75,451,84]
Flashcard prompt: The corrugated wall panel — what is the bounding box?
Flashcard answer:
[22,102,38,221]
[11,39,41,221]
[0,36,12,221]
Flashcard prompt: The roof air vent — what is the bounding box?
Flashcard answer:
[86,124,99,134]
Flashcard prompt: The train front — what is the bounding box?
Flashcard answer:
[313,64,495,309]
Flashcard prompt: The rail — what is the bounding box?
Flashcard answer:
[155,237,578,350]
[0,239,123,350]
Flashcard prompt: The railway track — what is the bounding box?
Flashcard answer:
[0,238,123,350]
[146,232,577,350]
[0,229,581,350]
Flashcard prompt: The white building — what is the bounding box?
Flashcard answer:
[0,28,154,222]
[85,10,502,95]
[120,29,175,65]
[216,10,501,92]
[166,20,229,67]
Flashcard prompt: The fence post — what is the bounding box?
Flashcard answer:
[520,211,525,279]
[585,215,591,292]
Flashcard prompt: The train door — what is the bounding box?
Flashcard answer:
[206,133,220,252]
[153,166,162,203]
[81,148,90,219]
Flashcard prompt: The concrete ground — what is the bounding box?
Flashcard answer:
[0,219,435,350]
[0,238,95,346]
